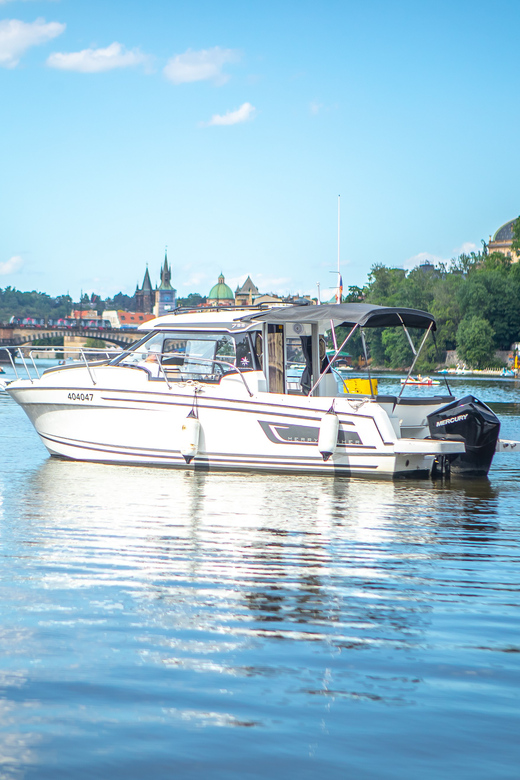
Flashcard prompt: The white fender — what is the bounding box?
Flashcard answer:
[318,410,339,462]
[180,410,201,464]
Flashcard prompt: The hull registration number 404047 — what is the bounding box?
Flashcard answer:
[68,392,94,402]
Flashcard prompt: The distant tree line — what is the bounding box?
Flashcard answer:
[340,223,520,369]
[0,288,207,322]
[0,287,73,323]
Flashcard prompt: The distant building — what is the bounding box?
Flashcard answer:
[207,273,235,306]
[418,260,440,278]
[254,293,283,305]
[154,252,176,317]
[134,267,155,313]
[103,310,155,330]
[487,218,519,262]
[134,250,177,314]
[235,276,260,305]
[70,309,103,320]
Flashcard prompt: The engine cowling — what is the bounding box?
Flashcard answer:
[427,395,500,477]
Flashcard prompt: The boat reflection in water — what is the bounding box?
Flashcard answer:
[2,449,518,777]
[19,459,500,631]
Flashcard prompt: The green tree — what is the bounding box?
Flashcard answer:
[0,288,72,323]
[380,328,413,368]
[458,267,520,349]
[429,273,464,350]
[456,316,496,368]
[343,285,365,302]
[31,337,64,346]
[449,250,485,275]
[83,338,106,348]
[365,264,406,305]
[511,216,520,256]
[176,293,206,307]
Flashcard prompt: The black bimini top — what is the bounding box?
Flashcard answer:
[243,303,436,331]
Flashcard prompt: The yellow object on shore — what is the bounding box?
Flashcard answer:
[344,377,378,395]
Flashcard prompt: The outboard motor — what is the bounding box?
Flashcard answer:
[427,395,500,478]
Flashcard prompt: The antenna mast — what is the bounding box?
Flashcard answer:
[338,194,341,280]
[337,195,342,303]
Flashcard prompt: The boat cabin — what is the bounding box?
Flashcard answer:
[108,303,451,406]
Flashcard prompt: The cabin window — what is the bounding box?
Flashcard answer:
[112,334,165,365]
[215,335,235,363]
[111,331,257,381]
[234,333,257,371]
[254,332,263,366]
[162,336,217,377]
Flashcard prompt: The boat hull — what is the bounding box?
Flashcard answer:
[6,367,462,480]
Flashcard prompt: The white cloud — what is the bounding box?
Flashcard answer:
[47,42,147,73]
[310,101,322,115]
[0,255,24,275]
[203,101,255,127]
[164,46,239,85]
[454,241,478,255]
[0,18,65,68]
[404,242,481,271]
[182,272,208,288]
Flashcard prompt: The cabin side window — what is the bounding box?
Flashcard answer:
[162,337,217,377]
[234,333,257,371]
[113,331,258,381]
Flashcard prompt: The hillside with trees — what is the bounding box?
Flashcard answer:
[343,242,520,369]
[0,288,72,323]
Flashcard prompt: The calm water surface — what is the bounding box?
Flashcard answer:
[1,364,520,779]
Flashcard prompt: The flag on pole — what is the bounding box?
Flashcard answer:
[337,274,343,303]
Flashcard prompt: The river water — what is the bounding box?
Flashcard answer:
[1,364,519,779]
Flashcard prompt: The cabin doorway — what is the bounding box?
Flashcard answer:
[267,324,284,393]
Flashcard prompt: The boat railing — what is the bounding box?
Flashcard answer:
[1,345,255,396]
[157,351,254,397]
[0,345,122,384]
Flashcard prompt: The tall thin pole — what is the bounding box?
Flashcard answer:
[337,195,341,303]
[337,195,340,279]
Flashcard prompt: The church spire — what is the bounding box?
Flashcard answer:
[159,246,173,290]
[141,265,152,292]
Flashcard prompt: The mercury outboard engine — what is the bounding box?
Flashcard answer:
[427,395,500,478]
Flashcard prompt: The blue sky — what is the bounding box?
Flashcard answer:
[1,0,520,301]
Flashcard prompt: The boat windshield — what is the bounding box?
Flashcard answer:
[109,331,257,380]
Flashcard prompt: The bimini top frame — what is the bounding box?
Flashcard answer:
[242,302,436,331]
[244,302,444,398]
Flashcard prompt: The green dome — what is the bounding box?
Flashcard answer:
[208,273,234,301]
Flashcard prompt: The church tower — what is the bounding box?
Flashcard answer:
[134,265,154,313]
[155,249,176,316]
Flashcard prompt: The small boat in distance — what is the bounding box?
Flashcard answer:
[400,375,440,386]
[2,303,519,480]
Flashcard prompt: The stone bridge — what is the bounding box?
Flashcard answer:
[0,326,147,361]
[0,325,143,350]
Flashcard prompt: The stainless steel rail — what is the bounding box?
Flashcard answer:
[157,351,254,397]
[1,345,254,397]
[0,346,122,384]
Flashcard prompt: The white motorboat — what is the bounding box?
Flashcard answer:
[2,303,518,479]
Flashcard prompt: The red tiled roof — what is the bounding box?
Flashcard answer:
[117,311,155,324]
